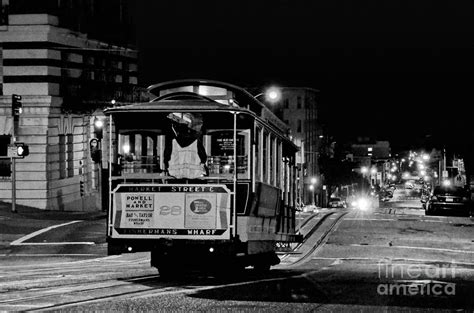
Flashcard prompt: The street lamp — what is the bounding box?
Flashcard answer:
[254,86,281,103]
[309,177,318,205]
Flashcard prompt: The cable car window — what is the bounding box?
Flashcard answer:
[263,131,268,183]
[270,135,275,185]
[207,129,250,179]
[255,127,261,182]
[118,132,161,174]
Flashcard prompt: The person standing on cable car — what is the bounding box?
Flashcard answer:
[163,112,208,178]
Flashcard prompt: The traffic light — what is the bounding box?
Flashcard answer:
[16,143,29,157]
[94,118,103,140]
[7,142,29,158]
[80,180,85,196]
[90,138,101,163]
[12,94,22,121]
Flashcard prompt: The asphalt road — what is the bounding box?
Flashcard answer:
[0,193,473,311]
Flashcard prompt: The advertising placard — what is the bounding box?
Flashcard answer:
[185,193,217,229]
[112,184,230,239]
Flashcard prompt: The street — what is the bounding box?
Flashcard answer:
[0,192,473,311]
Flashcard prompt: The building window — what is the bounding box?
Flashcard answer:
[59,134,74,179]
[284,99,289,109]
[67,134,74,177]
[297,120,302,133]
[0,135,11,178]
[297,96,302,109]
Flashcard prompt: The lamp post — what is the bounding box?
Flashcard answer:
[309,184,315,205]
[310,177,317,205]
[361,166,368,191]
[253,86,281,103]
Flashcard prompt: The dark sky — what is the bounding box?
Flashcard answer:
[135,1,474,151]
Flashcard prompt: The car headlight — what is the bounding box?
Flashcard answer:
[357,198,370,211]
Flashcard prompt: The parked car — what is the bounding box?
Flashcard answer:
[405,181,415,189]
[422,185,472,216]
[328,197,347,209]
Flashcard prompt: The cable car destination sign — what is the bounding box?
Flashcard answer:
[112,184,231,240]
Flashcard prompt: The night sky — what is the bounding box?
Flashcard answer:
[135,1,474,152]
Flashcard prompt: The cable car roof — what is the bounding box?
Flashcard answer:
[104,99,248,114]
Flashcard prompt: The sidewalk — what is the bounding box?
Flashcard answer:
[0,201,106,248]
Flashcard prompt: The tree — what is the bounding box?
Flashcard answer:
[319,141,359,199]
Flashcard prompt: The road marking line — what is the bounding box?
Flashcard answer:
[344,218,396,221]
[0,253,100,257]
[13,242,95,246]
[312,256,474,266]
[10,221,95,246]
[344,217,446,223]
[349,244,474,254]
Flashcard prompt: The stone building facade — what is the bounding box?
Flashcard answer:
[0,1,140,211]
[270,87,321,205]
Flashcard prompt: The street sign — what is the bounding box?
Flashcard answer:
[442,170,448,178]
[7,144,19,158]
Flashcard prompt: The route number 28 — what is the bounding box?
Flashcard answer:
[159,205,182,215]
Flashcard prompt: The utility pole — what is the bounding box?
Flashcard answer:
[11,121,16,213]
[11,94,22,213]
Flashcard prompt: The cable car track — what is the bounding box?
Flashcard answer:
[284,211,348,267]
[0,213,348,311]
[0,268,307,312]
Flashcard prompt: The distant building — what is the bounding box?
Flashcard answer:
[352,139,390,163]
[351,138,391,187]
[265,87,320,205]
[0,0,141,211]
